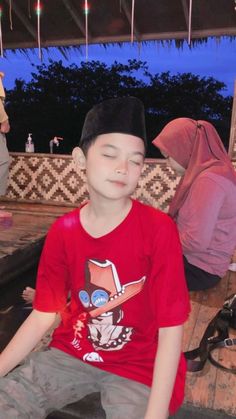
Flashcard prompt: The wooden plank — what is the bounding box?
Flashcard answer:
[0,200,76,215]
[213,270,236,415]
[226,269,236,295]
[213,333,236,416]
[182,290,204,351]
[0,203,75,285]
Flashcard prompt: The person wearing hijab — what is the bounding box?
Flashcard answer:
[152,118,236,291]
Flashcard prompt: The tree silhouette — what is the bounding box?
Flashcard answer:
[5,59,232,157]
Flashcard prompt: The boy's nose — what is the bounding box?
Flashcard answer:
[115,162,128,175]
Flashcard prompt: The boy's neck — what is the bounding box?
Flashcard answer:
[80,198,132,238]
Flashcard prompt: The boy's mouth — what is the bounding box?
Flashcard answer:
[111,180,126,187]
[109,180,127,187]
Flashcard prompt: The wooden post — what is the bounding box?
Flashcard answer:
[229,80,236,160]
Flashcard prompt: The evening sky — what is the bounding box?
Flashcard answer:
[0,37,235,96]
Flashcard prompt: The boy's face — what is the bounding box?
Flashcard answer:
[84,133,145,201]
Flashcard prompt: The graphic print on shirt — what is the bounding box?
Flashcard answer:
[72,259,146,362]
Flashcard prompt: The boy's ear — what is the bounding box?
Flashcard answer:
[72,147,86,170]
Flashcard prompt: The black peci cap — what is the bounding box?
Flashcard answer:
[80,96,147,146]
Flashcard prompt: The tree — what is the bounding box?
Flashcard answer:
[143,71,232,156]
[5,60,232,157]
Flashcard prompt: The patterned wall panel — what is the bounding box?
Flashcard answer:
[5,153,236,213]
[7,154,87,204]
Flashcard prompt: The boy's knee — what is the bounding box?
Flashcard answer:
[0,383,22,418]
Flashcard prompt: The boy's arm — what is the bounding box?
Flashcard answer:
[0,309,57,377]
[144,324,183,419]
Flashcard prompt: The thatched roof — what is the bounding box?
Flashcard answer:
[2,0,236,51]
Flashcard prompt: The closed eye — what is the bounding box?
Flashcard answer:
[129,160,142,166]
[102,154,116,158]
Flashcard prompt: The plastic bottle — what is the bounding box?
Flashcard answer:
[25,133,34,153]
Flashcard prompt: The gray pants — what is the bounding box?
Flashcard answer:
[0,133,10,195]
[0,348,150,419]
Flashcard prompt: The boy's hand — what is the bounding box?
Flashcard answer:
[1,119,10,133]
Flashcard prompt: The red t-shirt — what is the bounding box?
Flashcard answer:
[34,199,190,413]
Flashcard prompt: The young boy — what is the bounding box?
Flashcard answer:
[0,97,189,419]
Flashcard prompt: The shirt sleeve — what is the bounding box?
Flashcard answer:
[33,220,70,313]
[177,176,225,253]
[149,214,190,329]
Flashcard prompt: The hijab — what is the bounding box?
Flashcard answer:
[152,117,236,218]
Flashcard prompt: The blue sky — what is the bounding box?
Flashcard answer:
[0,36,235,96]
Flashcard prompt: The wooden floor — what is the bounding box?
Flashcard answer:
[0,200,76,286]
[183,270,236,417]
